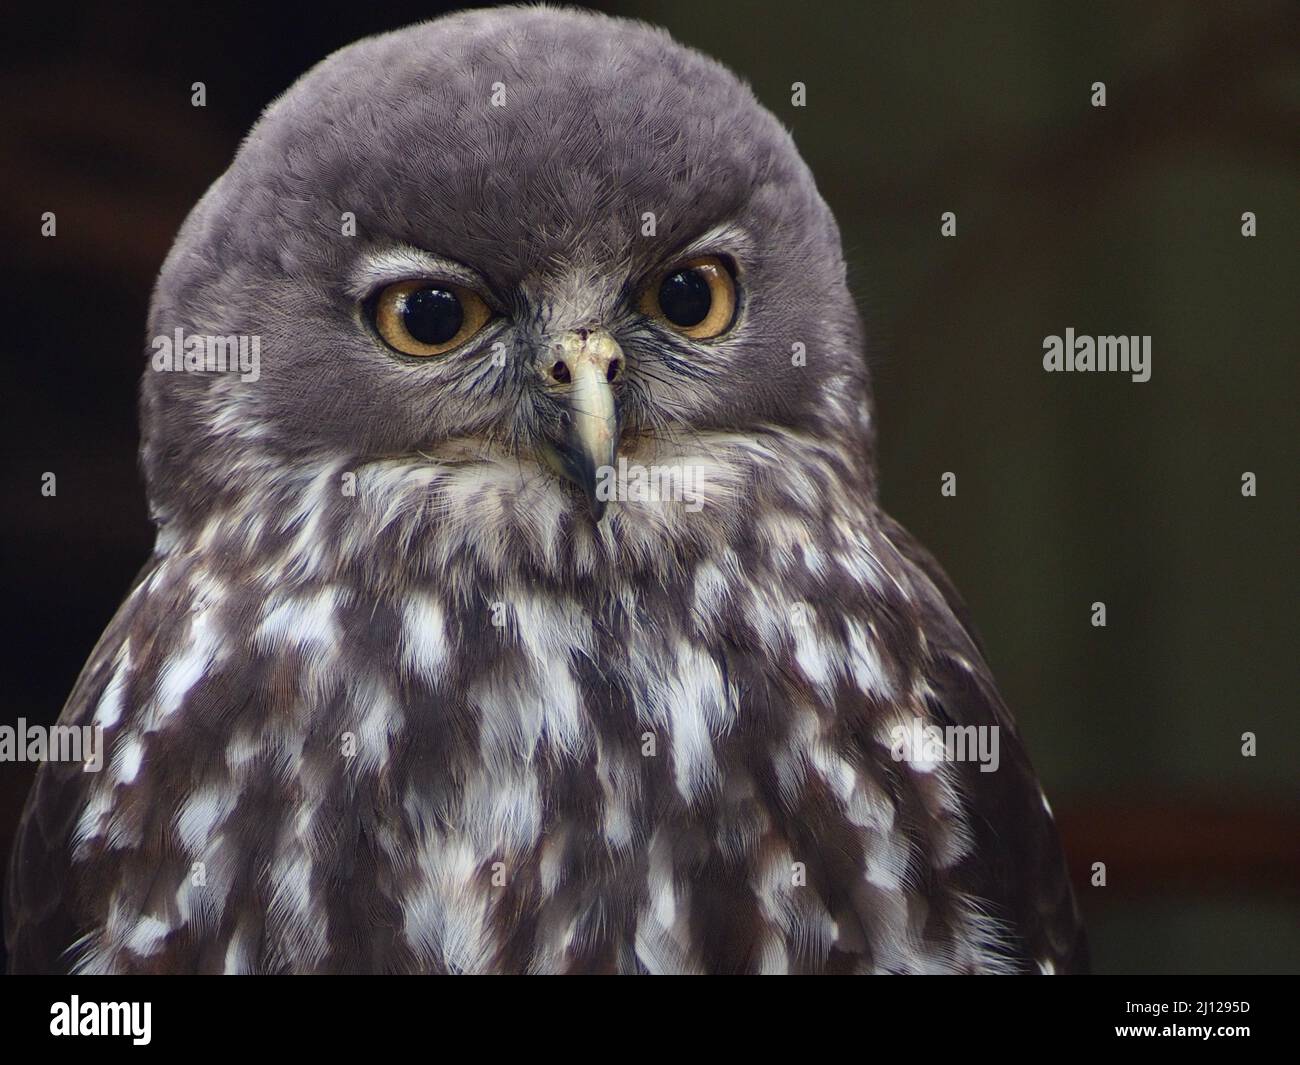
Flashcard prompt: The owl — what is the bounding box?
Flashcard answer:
[6,7,1086,974]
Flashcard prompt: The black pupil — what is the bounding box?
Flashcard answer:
[658,269,712,327]
[402,287,463,346]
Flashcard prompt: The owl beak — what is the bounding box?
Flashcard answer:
[541,329,622,522]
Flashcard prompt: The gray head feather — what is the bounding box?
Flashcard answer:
[142,6,870,583]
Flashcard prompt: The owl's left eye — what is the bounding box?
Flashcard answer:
[371,280,492,356]
[639,256,737,340]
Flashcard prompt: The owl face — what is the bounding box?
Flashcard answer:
[142,9,868,539]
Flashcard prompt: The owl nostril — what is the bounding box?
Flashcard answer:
[605,358,622,383]
[549,360,571,384]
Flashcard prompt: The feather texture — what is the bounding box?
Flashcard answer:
[6,6,1085,974]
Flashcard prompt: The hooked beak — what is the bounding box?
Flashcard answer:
[540,329,622,522]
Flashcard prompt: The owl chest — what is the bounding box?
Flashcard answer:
[349,615,960,968]
[80,582,982,972]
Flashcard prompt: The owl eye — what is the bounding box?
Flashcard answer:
[372,280,492,356]
[639,256,737,340]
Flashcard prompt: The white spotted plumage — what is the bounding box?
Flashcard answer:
[6,8,1084,975]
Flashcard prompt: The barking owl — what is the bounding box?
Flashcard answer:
[6,7,1086,974]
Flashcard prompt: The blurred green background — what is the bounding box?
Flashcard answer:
[2,0,1296,972]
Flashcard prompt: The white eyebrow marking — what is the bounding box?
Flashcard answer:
[347,246,487,298]
[669,221,754,270]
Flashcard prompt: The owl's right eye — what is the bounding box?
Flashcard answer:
[371,280,492,356]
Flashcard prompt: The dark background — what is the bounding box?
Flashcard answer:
[1,0,1296,973]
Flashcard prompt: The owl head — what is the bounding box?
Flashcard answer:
[141,7,871,583]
